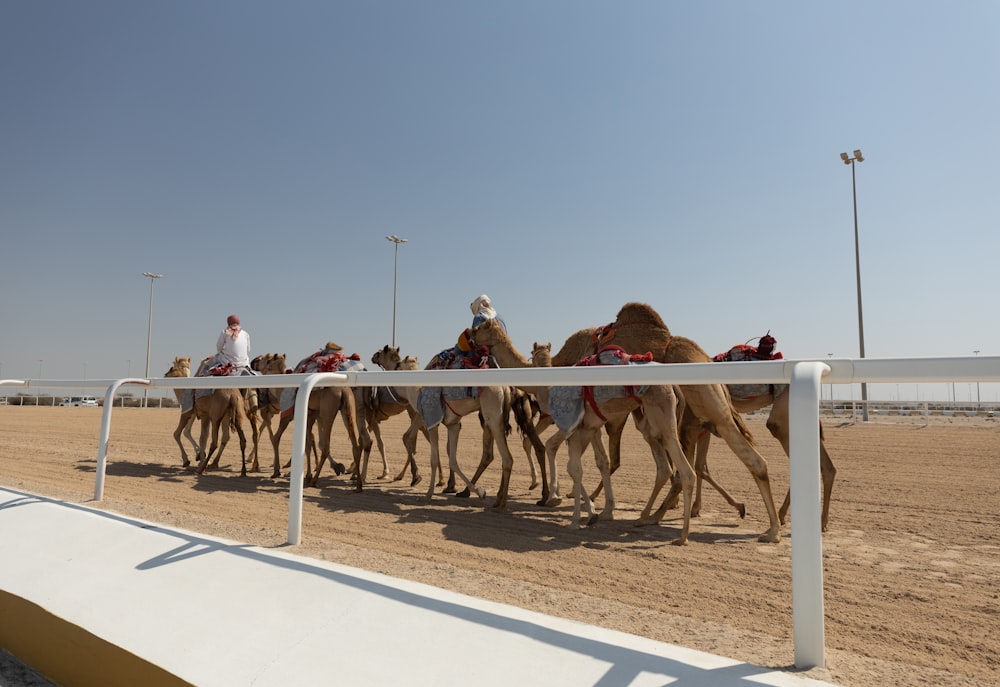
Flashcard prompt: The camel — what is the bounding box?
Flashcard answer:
[168,356,264,472]
[250,352,288,472]
[163,357,250,476]
[269,345,366,490]
[469,322,629,508]
[396,348,527,510]
[193,385,250,476]
[368,346,427,486]
[583,302,782,543]
[164,357,199,468]
[470,320,696,541]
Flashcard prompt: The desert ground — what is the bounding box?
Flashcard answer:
[0,405,998,686]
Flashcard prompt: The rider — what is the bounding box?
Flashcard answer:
[214,314,252,375]
[456,294,507,353]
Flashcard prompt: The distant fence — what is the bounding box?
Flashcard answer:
[3,354,999,670]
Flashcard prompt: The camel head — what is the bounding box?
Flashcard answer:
[530,343,552,368]
[398,355,419,371]
[372,345,401,370]
[469,318,505,347]
[164,356,191,378]
[252,353,286,375]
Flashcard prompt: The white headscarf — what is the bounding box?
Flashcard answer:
[470,294,496,320]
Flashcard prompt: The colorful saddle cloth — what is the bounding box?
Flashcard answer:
[712,333,787,401]
[279,349,367,418]
[548,346,655,436]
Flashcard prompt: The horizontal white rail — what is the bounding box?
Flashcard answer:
[3,353,998,671]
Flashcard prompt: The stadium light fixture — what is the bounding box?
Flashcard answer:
[840,150,868,421]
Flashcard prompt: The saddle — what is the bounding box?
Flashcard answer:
[713,332,783,362]
[712,332,785,400]
[428,345,493,371]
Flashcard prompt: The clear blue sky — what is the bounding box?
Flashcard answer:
[2,2,997,403]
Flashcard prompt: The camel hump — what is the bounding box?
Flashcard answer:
[615,302,670,333]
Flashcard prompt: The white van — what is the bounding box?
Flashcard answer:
[60,397,99,407]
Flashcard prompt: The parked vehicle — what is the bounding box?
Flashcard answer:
[60,396,99,407]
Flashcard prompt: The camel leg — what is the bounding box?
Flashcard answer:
[715,416,781,543]
[234,415,249,477]
[270,414,292,478]
[542,431,565,507]
[197,414,224,474]
[590,431,615,521]
[369,420,389,479]
[565,430,598,528]
[399,414,424,487]
[484,416,517,512]
[209,413,230,468]
[589,415,627,501]
[766,393,837,532]
[526,414,554,504]
[665,423,746,519]
[469,425,495,488]
[174,409,195,468]
[424,425,442,501]
[445,418,485,500]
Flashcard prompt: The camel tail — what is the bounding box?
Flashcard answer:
[730,406,755,447]
[512,393,531,439]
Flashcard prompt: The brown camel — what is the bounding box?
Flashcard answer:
[399,350,525,510]
[270,383,363,488]
[470,320,695,541]
[588,302,782,543]
[167,356,262,473]
[250,353,288,472]
[164,357,250,476]
[164,357,199,468]
[368,346,427,486]
[269,345,366,490]
[469,321,628,508]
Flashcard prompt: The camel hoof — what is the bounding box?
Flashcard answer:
[737,504,747,519]
[454,487,471,498]
[544,496,563,508]
[410,474,423,487]
[377,471,388,480]
[491,501,507,512]
[333,462,346,476]
[758,530,781,543]
[585,514,600,527]
[475,487,487,500]
[270,471,281,479]
[528,480,539,491]
[443,485,457,494]
[670,537,689,546]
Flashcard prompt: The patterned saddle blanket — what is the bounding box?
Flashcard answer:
[279,350,367,418]
[417,345,495,429]
[548,346,655,436]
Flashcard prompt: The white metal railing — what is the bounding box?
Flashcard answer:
[2,353,999,669]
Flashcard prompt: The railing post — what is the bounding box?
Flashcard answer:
[286,372,347,545]
[95,379,149,501]
[788,361,828,669]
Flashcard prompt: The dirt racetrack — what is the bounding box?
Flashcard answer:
[1,406,998,686]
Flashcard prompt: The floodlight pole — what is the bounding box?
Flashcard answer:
[142,272,163,408]
[385,235,408,347]
[841,150,868,421]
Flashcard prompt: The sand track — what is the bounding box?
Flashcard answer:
[1,407,998,686]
